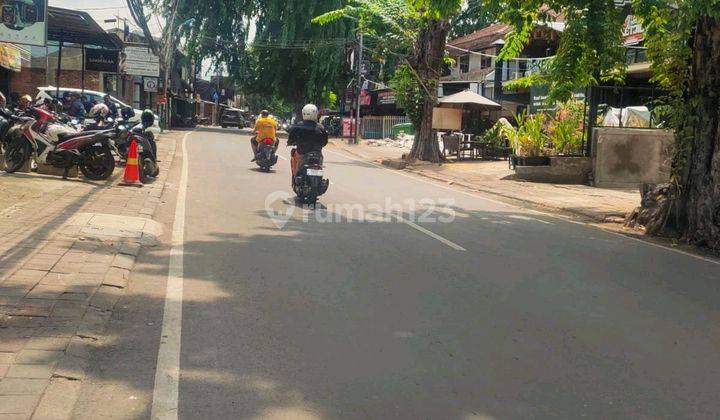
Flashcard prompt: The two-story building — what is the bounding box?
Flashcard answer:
[441,18,564,114]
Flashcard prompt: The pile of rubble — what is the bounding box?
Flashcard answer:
[365,133,414,149]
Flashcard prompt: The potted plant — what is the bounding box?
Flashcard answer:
[507,112,551,166]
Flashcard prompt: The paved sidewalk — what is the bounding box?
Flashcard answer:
[0,131,183,419]
[330,139,640,223]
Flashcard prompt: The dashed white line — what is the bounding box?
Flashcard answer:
[150,131,192,420]
[391,213,467,251]
[325,148,720,266]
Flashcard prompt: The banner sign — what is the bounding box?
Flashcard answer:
[0,42,21,71]
[120,44,160,77]
[377,90,396,105]
[359,90,371,106]
[530,85,585,114]
[622,15,644,45]
[0,0,47,46]
[85,48,118,72]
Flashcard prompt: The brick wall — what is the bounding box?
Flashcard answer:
[9,68,100,96]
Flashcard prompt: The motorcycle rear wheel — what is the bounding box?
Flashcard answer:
[3,136,30,173]
[79,144,115,180]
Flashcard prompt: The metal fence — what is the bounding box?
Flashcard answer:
[360,116,410,139]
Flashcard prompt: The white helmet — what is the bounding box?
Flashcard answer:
[301,103,318,122]
[89,103,110,118]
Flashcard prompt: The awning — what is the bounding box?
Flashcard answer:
[438,89,502,110]
[47,7,124,50]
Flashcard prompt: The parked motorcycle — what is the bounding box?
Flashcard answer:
[112,108,159,183]
[291,150,329,205]
[255,137,278,172]
[2,107,115,180]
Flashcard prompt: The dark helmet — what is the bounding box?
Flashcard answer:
[141,109,155,128]
[121,106,135,121]
[260,109,269,117]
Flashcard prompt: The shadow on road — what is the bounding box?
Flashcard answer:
[78,202,720,419]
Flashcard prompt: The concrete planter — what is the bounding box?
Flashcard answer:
[514,156,593,184]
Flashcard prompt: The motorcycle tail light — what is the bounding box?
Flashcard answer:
[262,138,274,145]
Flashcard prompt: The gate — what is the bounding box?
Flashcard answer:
[360,116,410,139]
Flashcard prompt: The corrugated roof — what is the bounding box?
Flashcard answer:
[48,7,124,50]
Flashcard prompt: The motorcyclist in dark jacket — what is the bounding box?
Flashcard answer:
[287,104,328,177]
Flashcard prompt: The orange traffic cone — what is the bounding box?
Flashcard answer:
[121,139,142,186]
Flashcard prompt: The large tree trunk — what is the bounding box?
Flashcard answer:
[409,18,449,163]
[678,16,720,249]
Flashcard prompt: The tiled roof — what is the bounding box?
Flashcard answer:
[447,23,512,53]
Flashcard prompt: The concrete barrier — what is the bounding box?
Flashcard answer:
[592,128,673,188]
[514,157,593,184]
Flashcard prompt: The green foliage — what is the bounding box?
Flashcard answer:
[480,121,507,147]
[389,64,425,127]
[503,102,584,156]
[503,111,549,157]
[491,0,626,102]
[548,100,585,155]
[449,0,497,38]
[244,93,294,117]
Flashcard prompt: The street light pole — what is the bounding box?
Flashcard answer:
[354,32,363,145]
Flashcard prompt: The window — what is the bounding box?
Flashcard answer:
[481,55,492,69]
[458,55,470,73]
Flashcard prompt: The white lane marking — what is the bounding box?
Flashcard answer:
[391,213,467,251]
[324,148,511,207]
[277,154,287,161]
[325,148,720,266]
[507,215,554,225]
[151,131,192,420]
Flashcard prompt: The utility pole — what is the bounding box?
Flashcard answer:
[354,32,363,145]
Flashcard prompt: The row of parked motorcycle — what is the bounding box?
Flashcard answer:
[0,101,159,182]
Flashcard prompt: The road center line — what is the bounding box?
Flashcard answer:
[151,131,192,420]
[325,148,720,266]
[391,213,467,251]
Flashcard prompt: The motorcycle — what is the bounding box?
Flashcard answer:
[255,137,278,172]
[114,121,159,183]
[0,107,18,156]
[291,150,329,205]
[2,107,115,180]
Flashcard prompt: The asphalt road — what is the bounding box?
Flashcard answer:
[74,127,720,419]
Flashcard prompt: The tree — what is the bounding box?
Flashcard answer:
[448,0,496,39]
[490,0,720,249]
[129,0,347,116]
[242,0,353,115]
[316,0,462,162]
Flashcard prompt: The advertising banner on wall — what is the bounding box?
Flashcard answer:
[0,42,22,71]
[0,0,47,46]
[120,44,160,77]
[85,48,118,72]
